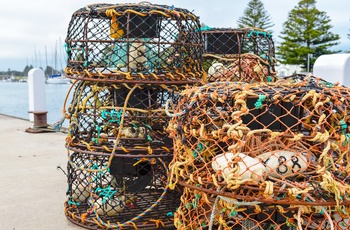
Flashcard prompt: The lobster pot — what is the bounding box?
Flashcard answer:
[66,81,180,148]
[65,3,203,83]
[65,146,181,229]
[64,80,184,229]
[202,28,277,83]
[167,77,350,229]
[175,185,349,229]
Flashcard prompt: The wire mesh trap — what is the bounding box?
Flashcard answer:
[63,2,205,229]
[202,28,277,83]
[166,76,350,229]
[65,81,180,151]
[64,2,204,84]
[65,147,182,229]
[63,76,187,230]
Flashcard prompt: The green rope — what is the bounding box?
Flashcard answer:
[254,94,266,109]
[95,186,117,204]
[193,142,204,158]
[247,29,272,38]
[340,120,347,132]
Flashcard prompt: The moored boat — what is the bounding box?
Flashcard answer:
[46,73,71,84]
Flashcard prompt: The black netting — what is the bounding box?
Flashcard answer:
[66,81,177,152]
[202,28,277,83]
[63,3,204,229]
[66,147,181,229]
[64,3,204,83]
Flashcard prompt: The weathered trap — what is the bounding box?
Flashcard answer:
[202,28,277,83]
[166,76,350,229]
[63,2,205,229]
[64,2,204,84]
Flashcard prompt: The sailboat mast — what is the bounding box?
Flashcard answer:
[34,45,38,68]
[54,41,58,74]
[45,46,48,73]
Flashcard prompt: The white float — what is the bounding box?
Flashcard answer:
[71,184,90,203]
[129,41,147,71]
[94,196,126,216]
[212,152,266,181]
[257,150,308,178]
[208,62,228,78]
[212,150,309,181]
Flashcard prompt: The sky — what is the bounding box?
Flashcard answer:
[1,0,350,72]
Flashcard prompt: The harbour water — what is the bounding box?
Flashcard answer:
[0,81,72,127]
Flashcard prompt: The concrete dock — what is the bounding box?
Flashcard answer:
[0,114,81,230]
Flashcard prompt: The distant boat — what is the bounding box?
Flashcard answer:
[3,78,14,82]
[46,73,71,84]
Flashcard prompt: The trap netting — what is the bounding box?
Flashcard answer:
[166,77,350,229]
[65,81,181,150]
[64,3,203,83]
[63,80,187,229]
[65,148,181,229]
[202,28,277,83]
[62,3,205,228]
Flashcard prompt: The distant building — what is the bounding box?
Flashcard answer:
[275,63,303,77]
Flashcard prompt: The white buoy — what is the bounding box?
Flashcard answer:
[71,184,90,203]
[28,68,47,126]
[212,152,266,181]
[207,62,228,78]
[257,150,308,178]
[129,41,147,71]
[94,196,126,216]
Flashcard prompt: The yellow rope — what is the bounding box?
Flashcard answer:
[61,79,78,116]
[124,9,148,17]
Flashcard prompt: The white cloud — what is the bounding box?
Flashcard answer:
[1,0,349,71]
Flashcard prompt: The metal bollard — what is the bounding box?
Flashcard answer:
[26,68,48,132]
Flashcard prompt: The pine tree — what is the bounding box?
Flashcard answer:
[348,20,350,40]
[236,0,274,32]
[278,0,340,68]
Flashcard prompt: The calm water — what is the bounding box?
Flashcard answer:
[0,82,72,127]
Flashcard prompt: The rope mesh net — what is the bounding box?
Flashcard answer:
[202,28,277,83]
[63,3,204,229]
[166,75,350,229]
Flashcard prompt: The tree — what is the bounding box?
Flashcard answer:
[44,65,54,76]
[236,0,274,33]
[348,19,350,40]
[23,65,34,77]
[277,0,340,69]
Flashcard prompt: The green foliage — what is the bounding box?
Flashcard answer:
[23,65,34,77]
[277,0,340,69]
[237,0,274,33]
[348,20,350,41]
[44,66,55,76]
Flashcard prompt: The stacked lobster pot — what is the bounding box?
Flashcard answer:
[167,75,350,229]
[63,3,204,229]
[202,27,277,83]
